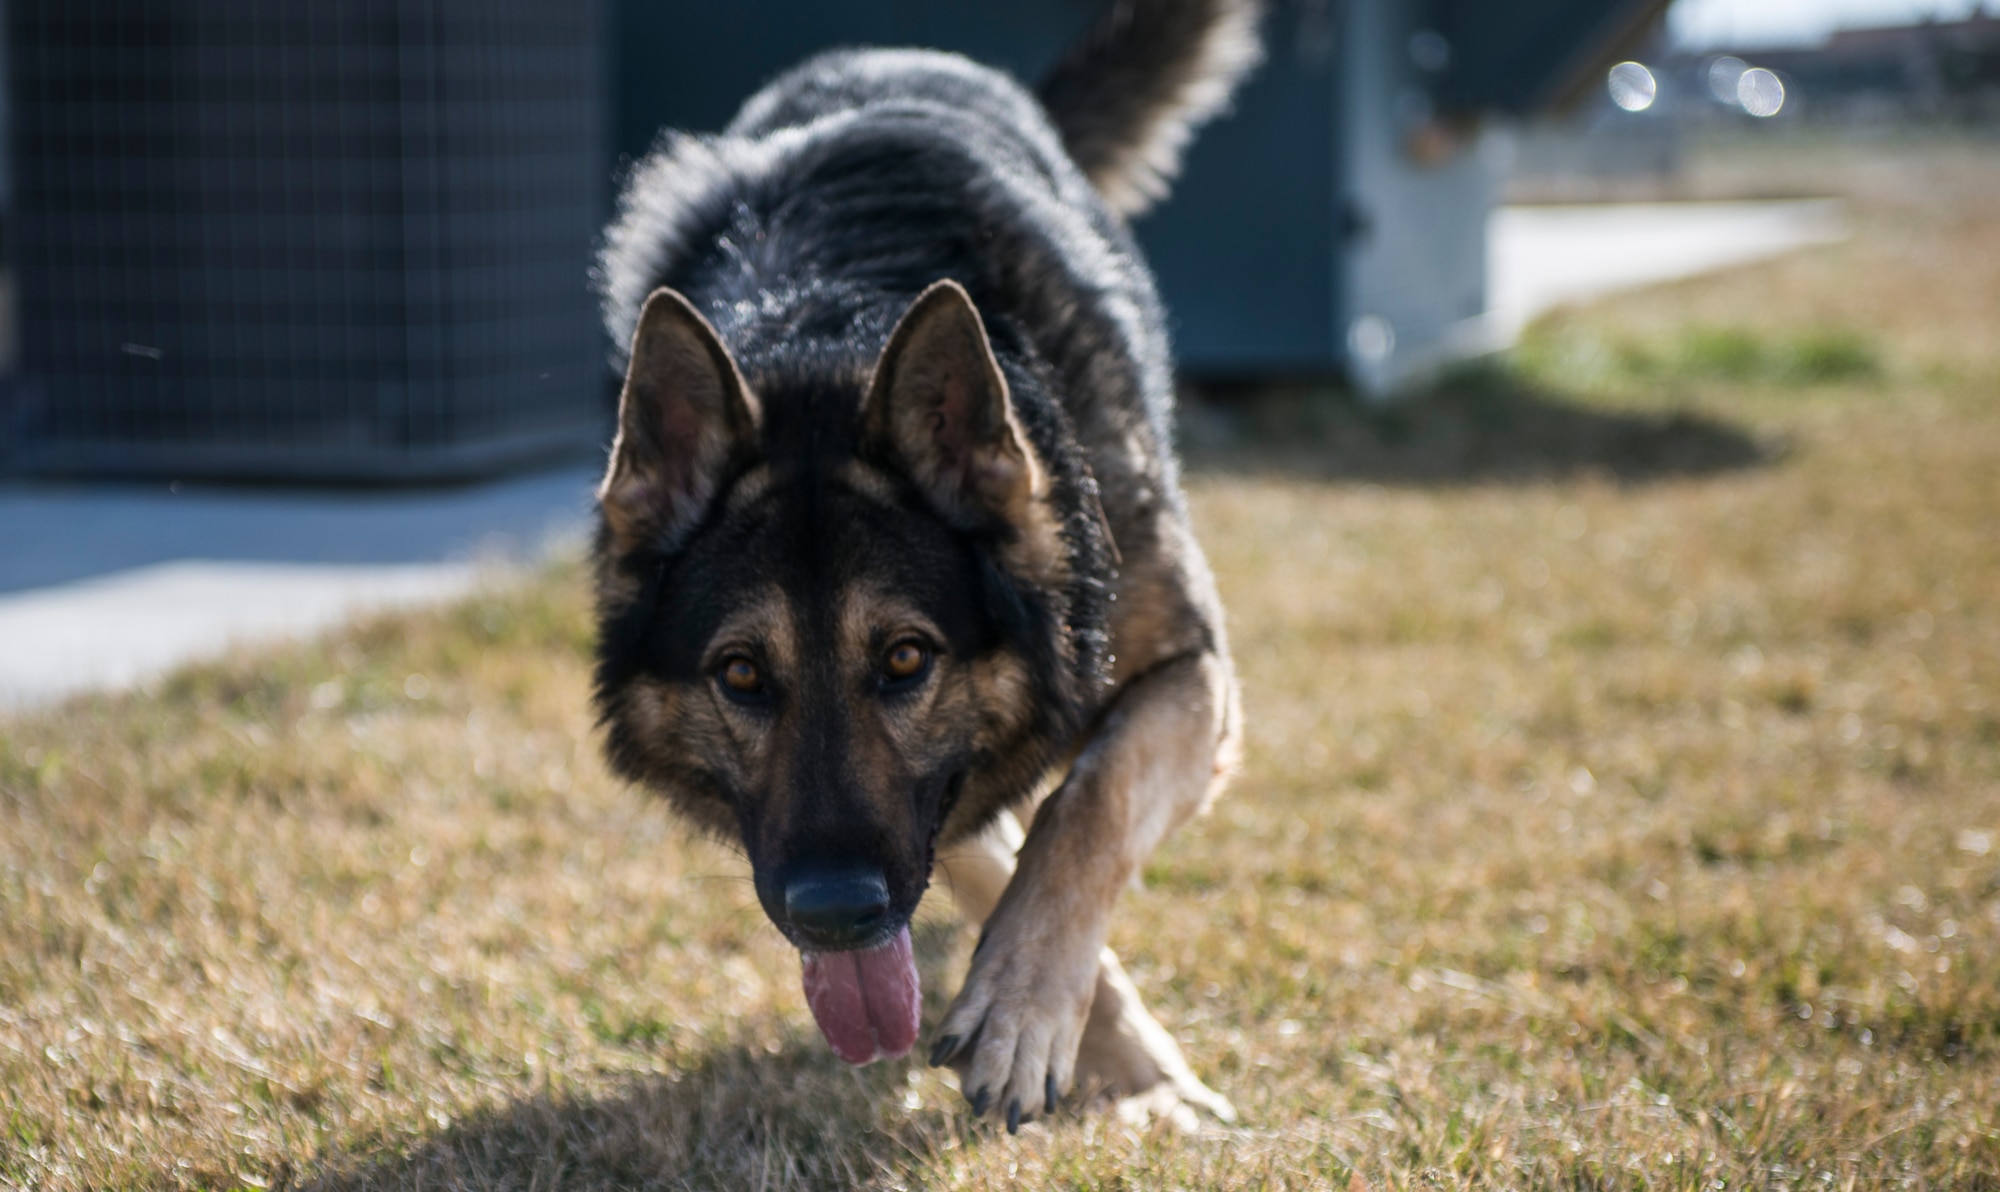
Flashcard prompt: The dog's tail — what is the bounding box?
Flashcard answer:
[1038,0,1264,218]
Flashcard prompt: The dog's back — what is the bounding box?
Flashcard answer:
[597,2,1261,475]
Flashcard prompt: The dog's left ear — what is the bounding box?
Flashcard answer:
[862,280,1047,526]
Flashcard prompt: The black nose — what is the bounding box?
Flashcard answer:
[783,864,891,949]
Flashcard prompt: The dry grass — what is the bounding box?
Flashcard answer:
[4,139,1999,1190]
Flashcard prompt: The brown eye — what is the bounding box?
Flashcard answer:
[882,641,930,684]
[719,657,763,696]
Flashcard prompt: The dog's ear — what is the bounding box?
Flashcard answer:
[862,280,1046,526]
[600,287,761,552]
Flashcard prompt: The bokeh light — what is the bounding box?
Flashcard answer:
[1607,61,1658,112]
[1706,55,1747,104]
[1737,67,1786,117]
[1347,314,1396,364]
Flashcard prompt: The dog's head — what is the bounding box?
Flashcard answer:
[591,282,1096,995]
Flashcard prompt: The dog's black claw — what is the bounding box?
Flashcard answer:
[929,1034,960,1068]
[970,1085,992,1117]
[1046,1073,1059,1115]
[1006,1098,1022,1135]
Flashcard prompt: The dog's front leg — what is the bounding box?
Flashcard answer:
[933,650,1235,1130]
[939,807,1236,1128]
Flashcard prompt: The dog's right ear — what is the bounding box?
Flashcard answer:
[600,287,761,553]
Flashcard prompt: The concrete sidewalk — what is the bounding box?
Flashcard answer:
[0,466,599,708]
[0,465,598,595]
[0,561,481,707]
[1488,199,1846,338]
[0,198,1848,711]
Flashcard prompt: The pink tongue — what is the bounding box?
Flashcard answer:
[799,925,920,1065]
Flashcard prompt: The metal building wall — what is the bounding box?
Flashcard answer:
[1135,1,1343,375]
[1337,0,1500,394]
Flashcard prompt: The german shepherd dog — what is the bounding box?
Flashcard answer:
[592,0,1261,1131]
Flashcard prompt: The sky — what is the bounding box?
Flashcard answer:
[1669,0,1993,49]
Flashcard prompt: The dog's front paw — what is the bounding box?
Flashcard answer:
[928,898,1103,1133]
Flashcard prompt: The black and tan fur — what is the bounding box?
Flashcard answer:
[593,0,1261,1128]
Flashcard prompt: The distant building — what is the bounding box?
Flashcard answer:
[1626,11,2000,126]
[1739,12,2000,121]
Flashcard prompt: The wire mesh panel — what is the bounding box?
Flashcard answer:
[3,0,607,481]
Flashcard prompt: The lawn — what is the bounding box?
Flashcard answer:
[3,137,1997,1190]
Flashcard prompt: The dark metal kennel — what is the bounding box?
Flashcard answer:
[2,0,607,482]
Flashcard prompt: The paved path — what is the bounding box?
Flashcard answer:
[0,561,481,707]
[1488,199,1846,339]
[0,467,599,708]
[0,199,1847,710]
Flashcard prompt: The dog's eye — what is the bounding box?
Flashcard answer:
[881,640,931,686]
[718,656,765,699]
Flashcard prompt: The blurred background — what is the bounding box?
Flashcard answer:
[0,0,1995,702]
[8,0,1999,478]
